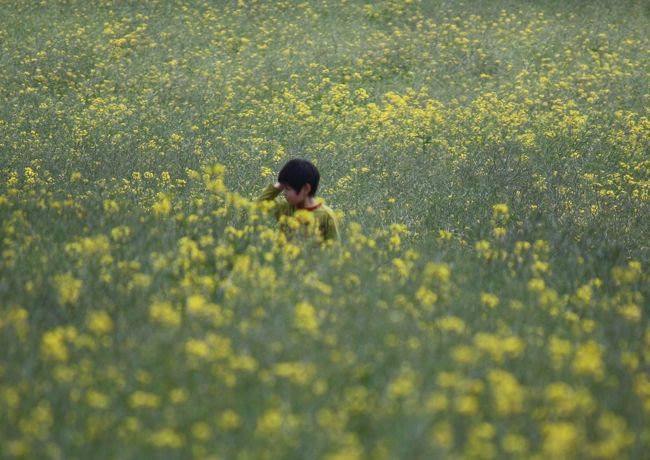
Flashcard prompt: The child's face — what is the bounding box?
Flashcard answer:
[282,184,309,206]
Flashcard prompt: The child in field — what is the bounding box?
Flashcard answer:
[256,159,340,242]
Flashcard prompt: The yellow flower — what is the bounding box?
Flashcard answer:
[41,327,68,362]
[572,340,604,380]
[191,422,212,441]
[548,336,572,369]
[256,408,284,436]
[618,303,641,322]
[475,240,492,259]
[54,272,82,305]
[2,306,29,340]
[532,260,549,273]
[542,422,580,458]
[480,292,499,309]
[392,258,409,278]
[528,276,547,293]
[387,366,417,399]
[612,261,642,285]
[149,300,181,327]
[274,362,317,385]
[18,401,52,440]
[152,192,172,216]
[294,302,319,336]
[492,226,507,238]
[438,229,453,240]
[487,369,524,415]
[218,410,242,430]
[169,388,187,404]
[186,294,207,314]
[323,434,364,460]
[426,392,448,413]
[87,310,114,335]
[545,382,595,416]
[431,421,454,449]
[436,315,466,334]
[415,286,438,309]
[465,422,496,458]
[586,412,634,458]
[148,428,184,448]
[424,262,451,283]
[103,199,120,213]
[86,390,111,409]
[129,391,160,409]
[452,345,477,364]
[474,332,524,363]
[65,235,111,258]
[575,284,593,304]
[454,394,479,414]
[492,203,509,219]
[343,386,369,413]
[185,339,210,359]
[110,225,131,242]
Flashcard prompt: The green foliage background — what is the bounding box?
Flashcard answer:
[1,0,649,458]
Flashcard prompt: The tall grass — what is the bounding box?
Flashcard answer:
[1,0,649,458]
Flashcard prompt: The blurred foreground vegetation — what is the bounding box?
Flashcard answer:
[1,0,649,458]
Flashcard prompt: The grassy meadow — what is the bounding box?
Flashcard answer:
[1,0,650,458]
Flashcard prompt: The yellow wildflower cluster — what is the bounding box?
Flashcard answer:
[1,0,649,458]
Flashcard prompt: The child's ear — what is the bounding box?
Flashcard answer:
[302,183,312,195]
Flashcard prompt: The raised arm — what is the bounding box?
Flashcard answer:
[256,182,283,202]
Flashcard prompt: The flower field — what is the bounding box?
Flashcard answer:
[1,0,649,458]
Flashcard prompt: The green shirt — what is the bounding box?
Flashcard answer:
[256,184,340,242]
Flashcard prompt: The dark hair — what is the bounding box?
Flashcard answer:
[277,158,320,196]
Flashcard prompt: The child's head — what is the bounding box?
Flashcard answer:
[278,158,320,197]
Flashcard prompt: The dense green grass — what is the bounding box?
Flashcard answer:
[1,0,649,458]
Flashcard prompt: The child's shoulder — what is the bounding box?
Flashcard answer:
[318,202,336,212]
[315,202,338,220]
